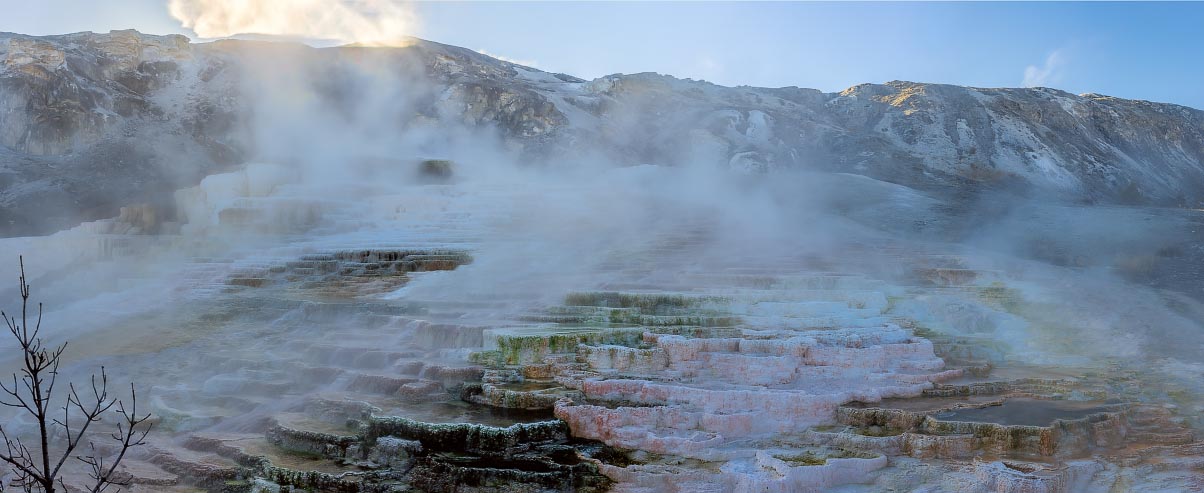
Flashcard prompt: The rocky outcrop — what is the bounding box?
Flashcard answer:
[0,30,192,155]
[571,75,1204,201]
[0,30,239,236]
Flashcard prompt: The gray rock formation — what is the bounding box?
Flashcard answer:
[2,29,1202,236]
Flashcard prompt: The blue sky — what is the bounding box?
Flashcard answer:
[3,1,1203,109]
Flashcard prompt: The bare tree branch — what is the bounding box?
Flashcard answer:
[0,257,152,493]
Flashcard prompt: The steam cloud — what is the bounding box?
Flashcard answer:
[168,0,419,45]
[1022,49,1066,88]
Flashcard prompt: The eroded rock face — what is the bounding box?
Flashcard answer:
[4,30,1204,236]
[565,75,1204,203]
[0,30,235,236]
[0,30,192,155]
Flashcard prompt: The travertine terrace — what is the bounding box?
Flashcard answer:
[1,163,1200,493]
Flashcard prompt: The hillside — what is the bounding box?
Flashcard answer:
[2,30,1202,235]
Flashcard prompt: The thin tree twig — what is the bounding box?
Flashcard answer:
[0,257,152,493]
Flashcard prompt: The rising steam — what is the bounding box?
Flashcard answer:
[168,0,419,46]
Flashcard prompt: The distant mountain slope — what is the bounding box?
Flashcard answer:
[2,30,1202,235]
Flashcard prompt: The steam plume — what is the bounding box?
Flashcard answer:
[168,0,418,46]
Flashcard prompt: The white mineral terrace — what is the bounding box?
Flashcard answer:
[0,163,1200,492]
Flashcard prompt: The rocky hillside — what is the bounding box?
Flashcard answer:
[2,29,1203,236]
